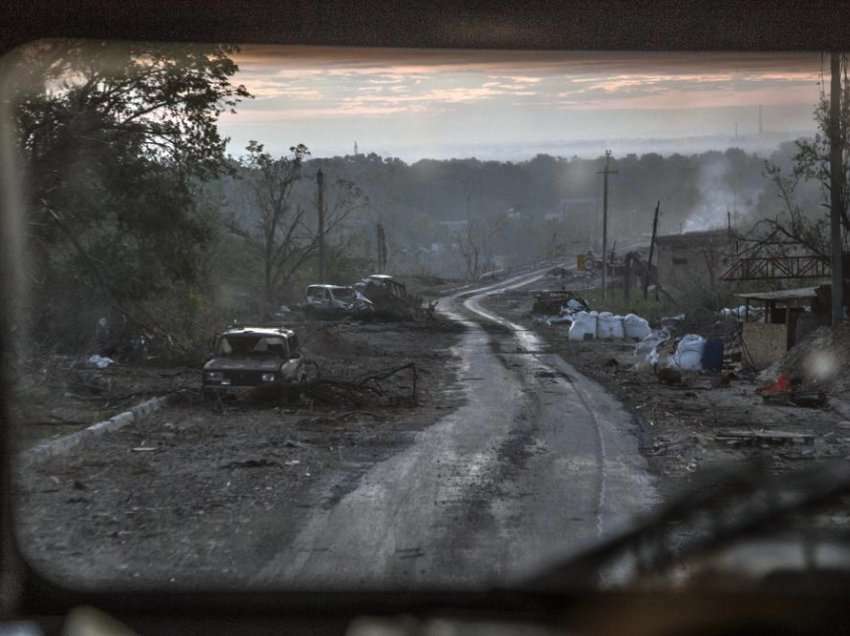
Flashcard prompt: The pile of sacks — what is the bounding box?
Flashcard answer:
[568,311,652,342]
[718,305,764,321]
[634,331,709,371]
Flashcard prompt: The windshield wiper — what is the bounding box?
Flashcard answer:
[522,460,850,592]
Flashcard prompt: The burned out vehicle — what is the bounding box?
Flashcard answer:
[355,274,432,320]
[202,326,306,401]
[303,284,373,317]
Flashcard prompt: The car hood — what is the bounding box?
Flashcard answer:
[203,357,283,372]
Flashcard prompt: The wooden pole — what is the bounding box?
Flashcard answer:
[830,52,845,324]
[317,169,326,283]
[597,150,618,300]
[644,200,661,300]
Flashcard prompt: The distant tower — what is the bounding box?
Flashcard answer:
[354,141,359,156]
[758,105,763,135]
[734,122,738,140]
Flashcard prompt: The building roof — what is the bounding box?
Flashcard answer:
[735,286,820,302]
[220,326,296,338]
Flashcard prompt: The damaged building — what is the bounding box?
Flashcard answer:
[655,228,740,296]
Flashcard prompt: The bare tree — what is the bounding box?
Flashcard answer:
[760,54,850,260]
[454,215,508,281]
[226,141,367,316]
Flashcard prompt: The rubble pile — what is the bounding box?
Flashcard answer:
[760,322,850,398]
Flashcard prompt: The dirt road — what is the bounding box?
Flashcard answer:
[17,269,658,590]
[255,269,658,588]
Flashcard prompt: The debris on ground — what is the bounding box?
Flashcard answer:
[16,317,464,584]
[531,290,589,317]
[758,323,850,401]
[86,355,115,369]
[715,429,815,447]
[656,367,683,385]
[219,458,280,470]
[478,268,850,510]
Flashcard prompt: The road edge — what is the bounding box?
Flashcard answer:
[20,392,184,466]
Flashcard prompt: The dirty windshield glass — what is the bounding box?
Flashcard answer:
[333,287,355,302]
[218,336,287,356]
[6,42,850,592]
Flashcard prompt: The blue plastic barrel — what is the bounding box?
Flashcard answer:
[701,338,724,372]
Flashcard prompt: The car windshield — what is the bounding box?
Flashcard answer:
[306,286,326,299]
[217,335,288,357]
[7,41,850,595]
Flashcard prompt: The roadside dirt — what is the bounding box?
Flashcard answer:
[14,318,465,587]
[479,275,850,505]
[12,358,199,449]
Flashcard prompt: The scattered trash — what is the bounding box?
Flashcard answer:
[564,297,588,313]
[634,328,670,368]
[532,290,588,316]
[756,373,793,397]
[87,354,115,369]
[131,447,158,453]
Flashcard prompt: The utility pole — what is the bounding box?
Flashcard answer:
[376,222,387,273]
[830,52,845,324]
[317,169,326,283]
[644,201,660,301]
[597,150,618,299]
[758,104,763,136]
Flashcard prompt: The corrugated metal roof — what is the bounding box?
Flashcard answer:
[221,326,295,337]
[735,286,820,301]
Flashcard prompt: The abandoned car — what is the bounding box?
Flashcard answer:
[304,284,373,317]
[202,326,306,401]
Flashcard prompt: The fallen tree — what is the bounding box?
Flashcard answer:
[300,362,418,408]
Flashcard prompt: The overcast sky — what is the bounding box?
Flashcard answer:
[220,46,826,161]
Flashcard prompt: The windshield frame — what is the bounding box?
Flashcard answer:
[1,0,845,624]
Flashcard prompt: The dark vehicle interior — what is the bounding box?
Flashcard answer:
[217,336,289,358]
[4,2,850,635]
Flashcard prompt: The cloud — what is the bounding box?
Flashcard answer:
[234,45,822,78]
[240,79,323,100]
[224,45,822,125]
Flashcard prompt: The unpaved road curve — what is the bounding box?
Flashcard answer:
[254,269,658,588]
